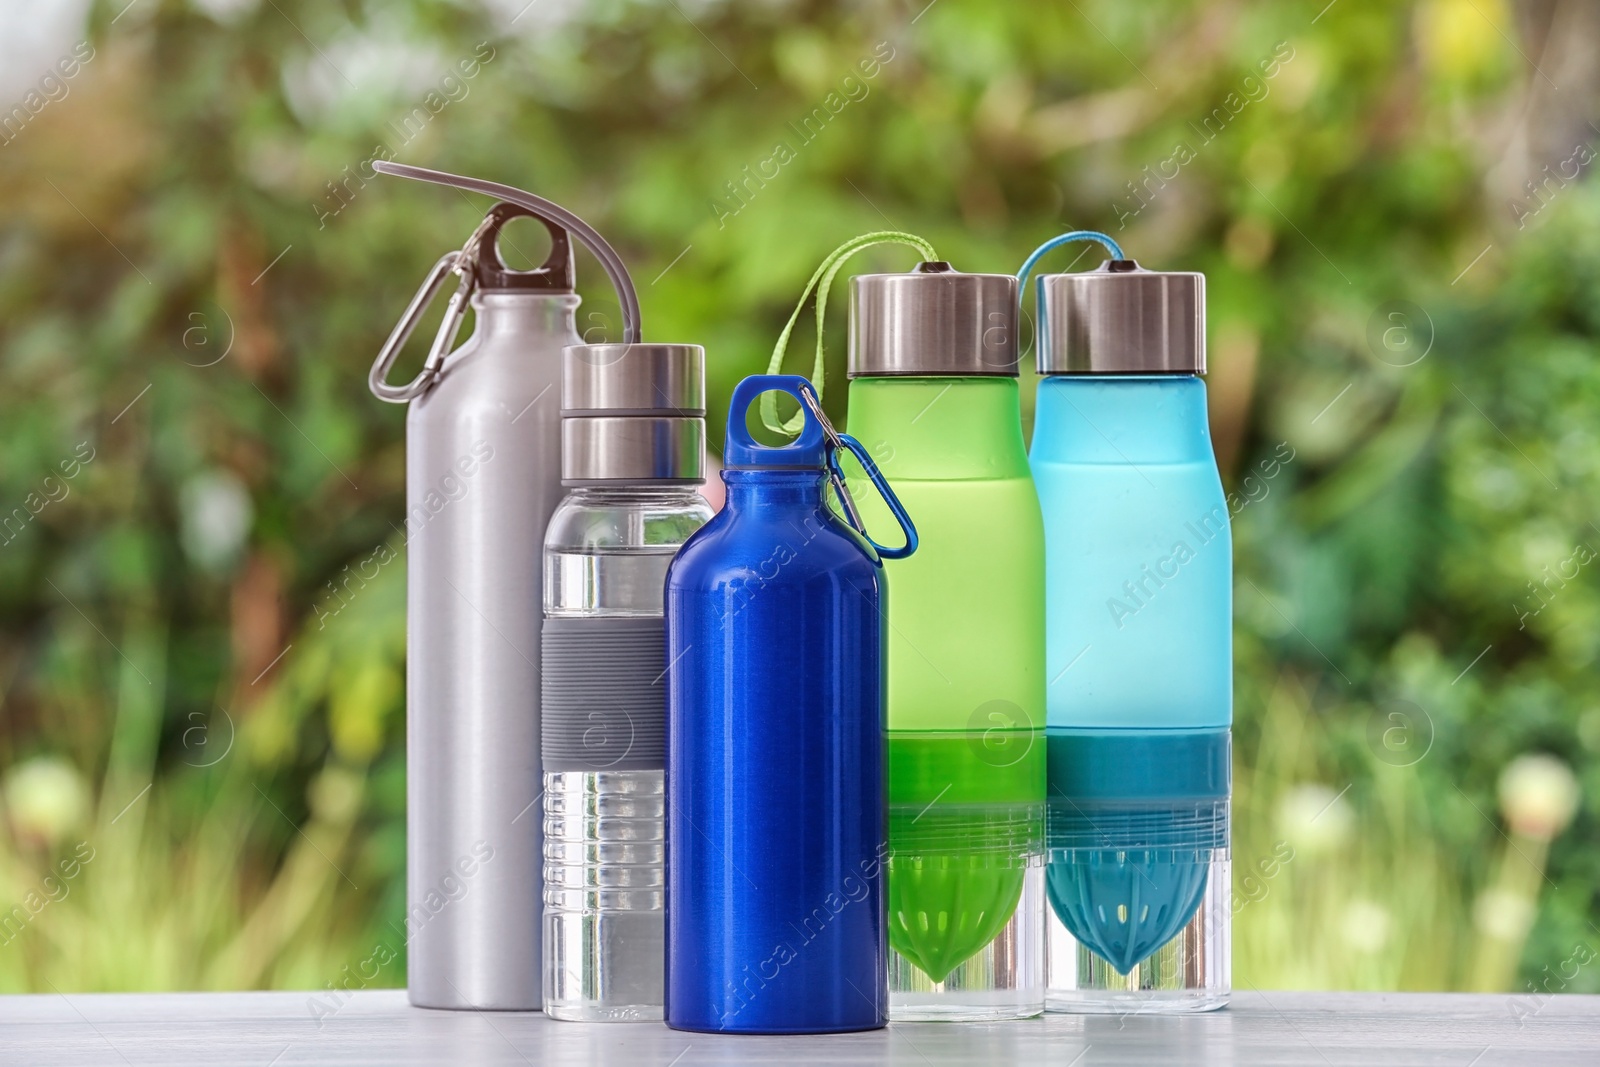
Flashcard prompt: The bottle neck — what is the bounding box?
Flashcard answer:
[1032,374,1214,465]
[563,485,708,507]
[471,291,581,341]
[721,468,828,509]
[846,376,1030,480]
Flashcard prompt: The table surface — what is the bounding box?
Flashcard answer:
[0,990,1596,1066]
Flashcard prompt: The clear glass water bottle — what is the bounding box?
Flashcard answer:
[541,344,712,1022]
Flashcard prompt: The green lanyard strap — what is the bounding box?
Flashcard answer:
[761,231,938,435]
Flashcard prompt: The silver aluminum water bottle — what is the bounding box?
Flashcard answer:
[368,161,646,1011]
[374,204,573,1009]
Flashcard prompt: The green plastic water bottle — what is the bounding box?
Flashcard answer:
[841,261,1046,1021]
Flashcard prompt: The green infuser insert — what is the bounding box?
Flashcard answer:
[887,736,1044,981]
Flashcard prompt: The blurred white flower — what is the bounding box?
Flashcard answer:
[191,0,257,25]
[1468,463,1525,511]
[281,25,448,128]
[1518,529,1570,581]
[1474,888,1535,942]
[180,470,253,573]
[482,0,589,36]
[1498,754,1580,840]
[0,0,91,102]
[308,765,364,824]
[3,756,88,847]
[1340,899,1392,954]
[1276,783,1352,856]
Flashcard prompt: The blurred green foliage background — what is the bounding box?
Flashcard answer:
[0,0,1595,1000]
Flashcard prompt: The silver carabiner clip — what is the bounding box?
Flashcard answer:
[797,384,865,529]
[368,205,504,404]
[368,251,472,403]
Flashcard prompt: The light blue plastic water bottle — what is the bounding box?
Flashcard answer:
[1022,233,1230,1013]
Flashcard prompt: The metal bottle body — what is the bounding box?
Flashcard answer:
[664,469,888,1034]
[405,291,577,1010]
[541,486,712,1021]
[1030,374,1232,1013]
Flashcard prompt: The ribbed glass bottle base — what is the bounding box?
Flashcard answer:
[542,770,664,1022]
[543,909,664,1022]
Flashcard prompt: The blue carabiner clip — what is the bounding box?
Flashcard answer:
[828,433,919,560]
[788,380,917,561]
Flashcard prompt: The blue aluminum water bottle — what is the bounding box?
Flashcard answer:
[664,373,916,1034]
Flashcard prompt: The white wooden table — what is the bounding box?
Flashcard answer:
[1,990,1595,1065]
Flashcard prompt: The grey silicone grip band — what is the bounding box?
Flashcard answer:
[541,616,666,772]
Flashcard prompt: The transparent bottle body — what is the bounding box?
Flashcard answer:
[542,487,712,1022]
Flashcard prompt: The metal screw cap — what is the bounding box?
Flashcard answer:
[560,343,705,484]
[1036,260,1205,375]
[849,262,1019,377]
[561,343,705,415]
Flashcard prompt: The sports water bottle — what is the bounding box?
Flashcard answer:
[1023,233,1231,1013]
[369,162,643,1010]
[541,343,712,1021]
[664,374,916,1034]
[844,261,1047,1021]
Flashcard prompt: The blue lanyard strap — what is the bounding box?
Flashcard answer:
[1016,230,1125,292]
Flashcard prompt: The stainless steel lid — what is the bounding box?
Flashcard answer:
[561,417,704,484]
[849,262,1019,377]
[560,343,705,483]
[561,343,704,415]
[1036,261,1205,374]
